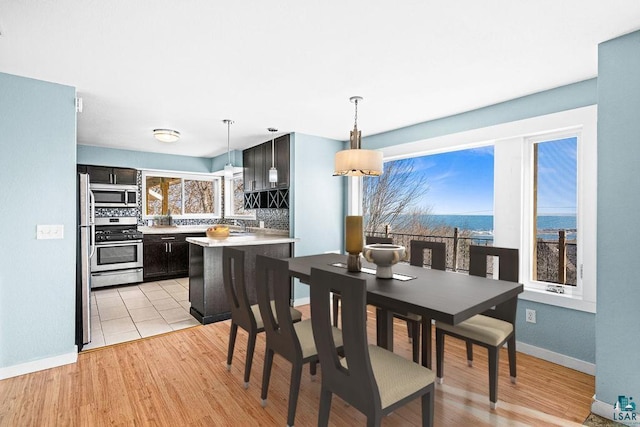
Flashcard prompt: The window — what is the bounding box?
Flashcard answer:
[531,135,578,287]
[142,171,221,219]
[224,172,256,219]
[358,105,597,312]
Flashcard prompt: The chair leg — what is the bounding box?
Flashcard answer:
[421,317,432,369]
[367,413,383,427]
[310,360,317,377]
[260,348,274,406]
[406,320,413,343]
[332,294,340,327]
[286,362,303,427]
[244,331,257,388]
[466,340,474,367]
[508,335,517,383]
[421,385,435,427]
[227,322,238,370]
[318,387,332,427]
[488,346,499,409]
[411,320,420,363]
[435,328,444,383]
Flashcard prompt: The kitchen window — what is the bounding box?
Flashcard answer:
[142,171,221,219]
[224,172,256,219]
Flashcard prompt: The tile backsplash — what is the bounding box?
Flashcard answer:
[95,170,289,231]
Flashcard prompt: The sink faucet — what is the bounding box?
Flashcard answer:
[233,219,247,231]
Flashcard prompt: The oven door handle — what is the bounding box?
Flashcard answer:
[92,268,143,277]
[95,240,143,247]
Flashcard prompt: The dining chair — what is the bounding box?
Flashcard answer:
[310,267,436,427]
[435,245,519,409]
[222,247,302,389]
[394,240,447,364]
[256,255,343,427]
[332,235,393,327]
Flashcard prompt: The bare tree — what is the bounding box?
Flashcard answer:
[363,159,430,232]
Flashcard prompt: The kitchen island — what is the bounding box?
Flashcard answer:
[186,234,297,324]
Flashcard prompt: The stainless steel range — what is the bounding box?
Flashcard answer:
[91,217,143,288]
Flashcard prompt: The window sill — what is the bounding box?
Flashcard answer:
[520,287,596,313]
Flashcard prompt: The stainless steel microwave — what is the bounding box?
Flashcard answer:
[90,183,138,207]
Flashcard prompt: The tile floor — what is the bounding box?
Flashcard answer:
[85,277,200,351]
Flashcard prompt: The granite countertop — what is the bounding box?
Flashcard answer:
[186,235,298,247]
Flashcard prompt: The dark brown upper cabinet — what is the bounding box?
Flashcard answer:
[243,134,290,193]
[83,165,137,185]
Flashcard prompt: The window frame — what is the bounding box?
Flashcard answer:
[522,130,581,296]
[361,105,597,313]
[141,170,222,220]
[224,172,256,220]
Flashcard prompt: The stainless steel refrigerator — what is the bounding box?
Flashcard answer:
[76,172,95,348]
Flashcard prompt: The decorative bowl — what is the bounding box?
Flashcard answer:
[363,244,406,279]
[206,225,230,239]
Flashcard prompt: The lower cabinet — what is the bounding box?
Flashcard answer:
[143,233,203,281]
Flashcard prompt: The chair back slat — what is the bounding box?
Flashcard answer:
[409,240,446,271]
[310,267,381,414]
[469,245,519,323]
[256,255,301,360]
[222,247,256,330]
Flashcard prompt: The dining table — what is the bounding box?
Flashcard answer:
[286,253,523,369]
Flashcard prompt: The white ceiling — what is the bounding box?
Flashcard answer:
[1,1,640,158]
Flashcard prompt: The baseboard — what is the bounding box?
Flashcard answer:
[591,398,616,422]
[293,297,310,307]
[0,348,78,380]
[516,341,595,375]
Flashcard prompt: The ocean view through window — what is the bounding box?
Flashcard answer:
[364,145,577,284]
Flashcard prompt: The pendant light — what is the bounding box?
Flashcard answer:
[223,119,234,179]
[268,127,278,186]
[333,96,383,176]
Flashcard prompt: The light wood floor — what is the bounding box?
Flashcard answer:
[0,305,594,426]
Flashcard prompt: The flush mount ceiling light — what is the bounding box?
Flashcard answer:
[153,128,180,143]
[268,127,278,185]
[333,96,383,177]
[223,119,234,180]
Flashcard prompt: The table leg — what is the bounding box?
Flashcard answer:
[421,317,432,369]
[376,307,394,351]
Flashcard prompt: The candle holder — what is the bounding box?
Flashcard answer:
[345,216,363,272]
[347,252,362,272]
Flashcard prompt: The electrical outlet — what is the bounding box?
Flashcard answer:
[526,309,536,323]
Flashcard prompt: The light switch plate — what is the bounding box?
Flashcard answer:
[37,224,64,240]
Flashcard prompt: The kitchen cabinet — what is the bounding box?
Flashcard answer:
[83,165,137,185]
[265,135,290,189]
[242,134,290,209]
[242,143,265,192]
[143,233,203,281]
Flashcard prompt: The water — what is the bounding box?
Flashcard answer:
[396,214,576,241]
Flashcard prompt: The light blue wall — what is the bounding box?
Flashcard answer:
[78,145,213,173]
[211,150,243,172]
[363,79,597,149]
[596,30,640,407]
[516,302,595,363]
[291,133,345,299]
[0,73,77,368]
[363,79,598,364]
[78,145,243,174]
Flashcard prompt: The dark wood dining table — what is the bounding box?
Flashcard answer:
[286,253,523,369]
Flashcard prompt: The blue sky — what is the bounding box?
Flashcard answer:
[408,146,495,215]
[398,137,577,216]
